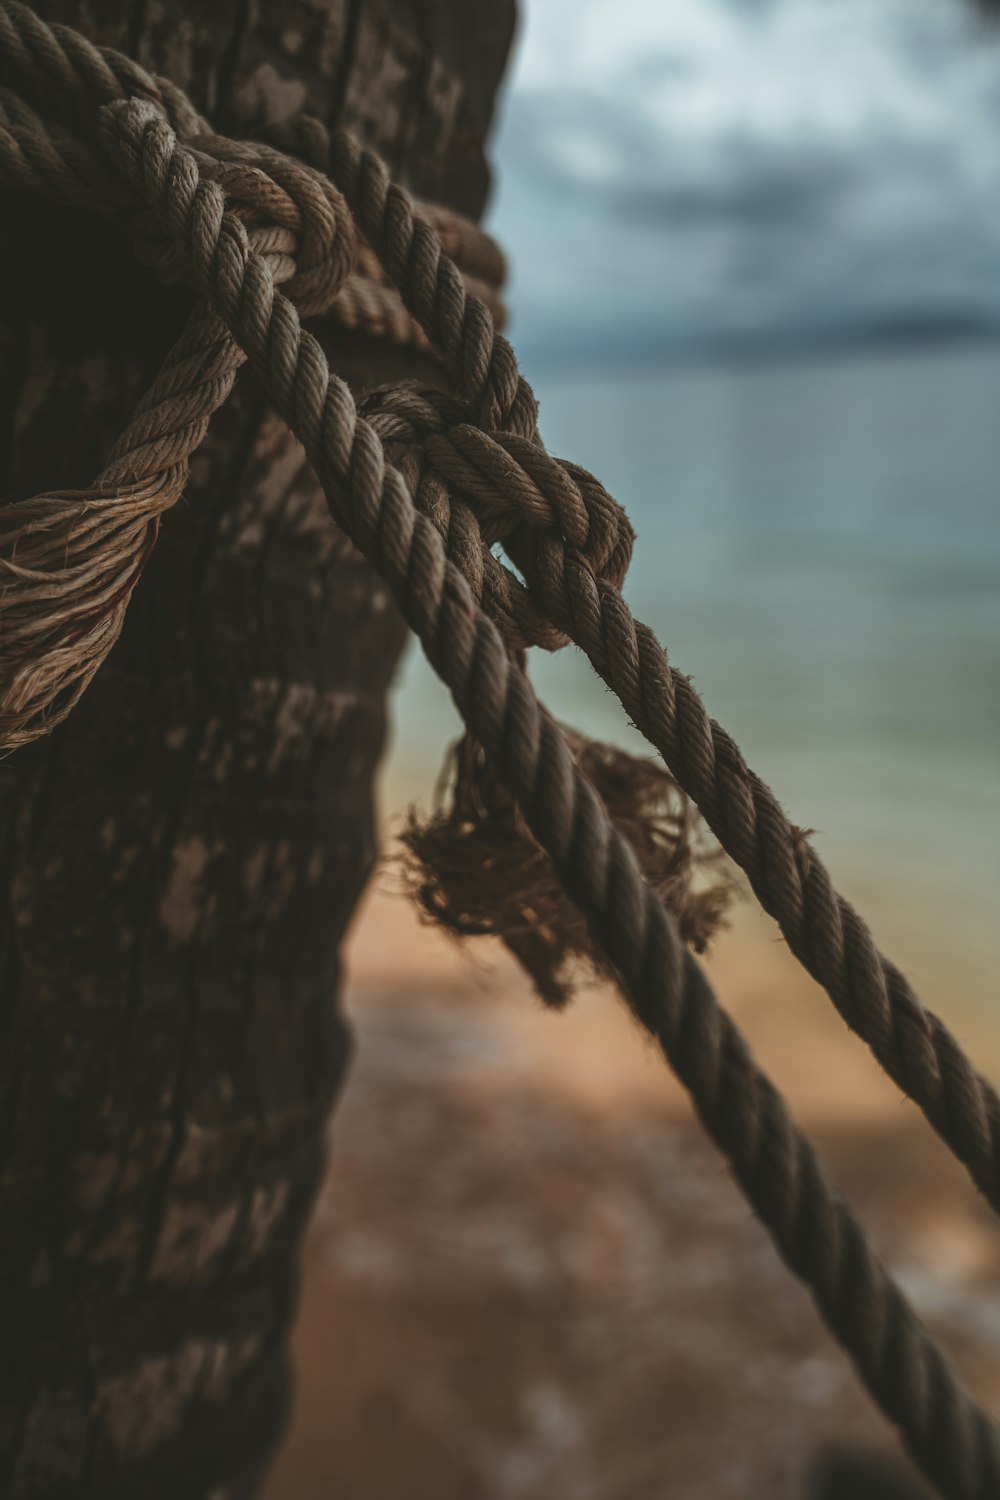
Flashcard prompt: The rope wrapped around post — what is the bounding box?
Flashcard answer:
[0,1,504,748]
[0,5,998,1495]
[0,74,360,745]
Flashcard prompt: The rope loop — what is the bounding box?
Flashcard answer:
[182,132,357,316]
[84,103,357,316]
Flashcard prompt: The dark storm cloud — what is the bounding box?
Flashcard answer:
[489,0,1000,360]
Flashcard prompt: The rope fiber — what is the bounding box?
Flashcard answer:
[0,6,998,1495]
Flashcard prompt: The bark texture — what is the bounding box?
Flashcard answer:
[0,3,515,1496]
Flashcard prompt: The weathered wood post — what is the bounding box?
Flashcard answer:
[0,3,515,1495]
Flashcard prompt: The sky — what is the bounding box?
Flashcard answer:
[488,0,1000,363]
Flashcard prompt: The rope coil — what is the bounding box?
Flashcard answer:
[0,6,998,1495]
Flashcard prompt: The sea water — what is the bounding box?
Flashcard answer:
[384,343,1000,1019]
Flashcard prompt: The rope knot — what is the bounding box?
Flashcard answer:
[362,383,634,650]
[99,99,357,317]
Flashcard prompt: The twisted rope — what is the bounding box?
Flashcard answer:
[0,6,998,1494]
[94,97,1000,1500]
[0,307,237,744]
[289,125,1000,1227]
[0,62,360,744]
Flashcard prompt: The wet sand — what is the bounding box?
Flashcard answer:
[263,875,1000,1499]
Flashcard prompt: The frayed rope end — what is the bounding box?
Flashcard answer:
[0,476,177,751]
[400,728,737,1009]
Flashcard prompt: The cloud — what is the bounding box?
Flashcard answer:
[488,0,1000,360]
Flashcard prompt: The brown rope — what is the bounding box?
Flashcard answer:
[97,95,998,1500]
[0,7,998,1494]
[0,18,501,745]
[0,313,231,746]
[302,133,1000,1228]
[0,70,360,745]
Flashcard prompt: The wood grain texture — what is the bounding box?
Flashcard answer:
[0,2,515,1495]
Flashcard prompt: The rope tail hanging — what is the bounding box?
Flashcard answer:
[0,6,999,1496]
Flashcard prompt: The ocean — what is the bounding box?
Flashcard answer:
[383,343,1000,1023]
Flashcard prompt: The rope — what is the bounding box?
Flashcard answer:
[0,6,997,1494]
[0,14,501,747]
[299,139,1000,1226]
[0,65,360,745]
[102,97,1000,1499]
[359,383,1000,1224]
[0,306,241,742]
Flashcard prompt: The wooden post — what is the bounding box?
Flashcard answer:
[0,3,515,1495]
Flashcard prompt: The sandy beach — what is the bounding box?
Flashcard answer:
[263,862,1000,1500]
